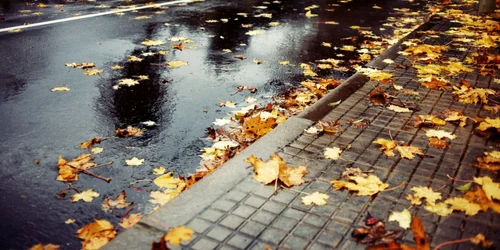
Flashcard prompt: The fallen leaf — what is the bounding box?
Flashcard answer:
[119,213,142,229]
[464,187,500,213]
[153,166,166,175]
[470,233,493,247]
[91,147,103,154]
[301,192,329,206]
[396,145,423,160]
[331,174,388,196]
[56,154,96,182]
[102,191,132,212]
[80,137,102,149]
[28,244,60,250]
[245,153,307,187]
[369,87,389,106]
[243,114,276,138]
[425,129,456,140]
[406,186,442,205]
[413,115,446,127]
[424,202,453,216]
[452,85,496,104]
[116,126,143,137]
[475,117,500,138]
[167,61,188,68]
[65,219,76,224]
[164,226,194,246]
[83,69,103,76]
[372,138,397,157]
[324,147,342,160]
[474,176,500,201]
[245,30,266,36]
[410,215,429,250]
[388,209,411,229]
[125,157,144,166]
[51,86,70,92]
[456,182,472,192]
[387,105,412,113]
[141,40,165,46]
[76,219,116,250]
[154,172,180,189]
[305,10,318,18]
[72,189,99,202]
[473,150,500,172]
[235,55,247,60]
[428,138,448,149]
[444,197,481,216]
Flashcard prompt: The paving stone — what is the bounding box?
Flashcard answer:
[191,237,219,250]
[315,230,343,248]
[261,201,287,214]
[199,209,225,223]
[239,221,266,237]
[211,199,237,212]
[270,216,297,233]
[258,227,288,245]
[206,226,233,242]
[292,222,322,239]
[227,233,254,249]
[281,235,310,249]
[232,205,257,218]
[251,210,277,225]
[188,218,213,234]
[244,195,267,208]
[220,214,245,230]
[282,208,306,221]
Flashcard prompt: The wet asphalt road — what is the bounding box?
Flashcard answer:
[0,0,430,248]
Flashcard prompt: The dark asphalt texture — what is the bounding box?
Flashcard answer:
[0,0,430,248]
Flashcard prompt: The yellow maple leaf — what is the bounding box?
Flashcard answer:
[149,190,180,205]
[476,117,500,137]
[475,33,496,48]
[119,213,142,229]
[444,197,481,216]
[91,147,103,154]
[65,218,76,224]
[331,175,388,196]
[406,186,442,205]
[473,150,500,172]
[72,189,99,202]
[154,172,180,189]
[372,138,397,157]
[464,187,500,213]
[246,153,307,187]
[301,192,329,206]
[366,71,393,82]
[452,85,496,104]
[413,115,446,127]
[83,69,103,76]
[388,209,411,229]
[243,114,276,138]
[125,157,144,166]
[445,61,473,75]
[474,176,500,201]
[324,147,342,160]
[56,154,96,182]
[77,219,116,250]
[424,202,453,216]
[395,145,423,160]
[165,226,194,246]
[425,129,456,140]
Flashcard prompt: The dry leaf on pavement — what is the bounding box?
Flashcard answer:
[406,186,442,205]
[331,174,388,196]
[116,126,143,137]
[245,153,307,187]
[164,226,194,246]
[56,154,96,182]
[126,157,144,166]
[154,172,180,189]
[29,244,60,250]
[301,192,329,206]
[324,147,342,160]
[473,150,500,172]
[102,191,132,212]
[72,189,99,202]
[119,213,142,229]
[77,219,116,250]
[388,209,411,229]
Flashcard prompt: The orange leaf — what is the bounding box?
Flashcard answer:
[80,137,102,149]
[411,215,429,250]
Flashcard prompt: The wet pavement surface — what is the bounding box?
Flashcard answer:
[0,0,432,248]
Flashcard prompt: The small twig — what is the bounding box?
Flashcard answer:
[433,237,472,250]
[91,161,113,169]
[446,174,473,183]
[434,184,447,192]
[382,181,407,192]
[69,183,81,193]
[274,174,279,194]
[69,165,111,182]
[121,205,137,222]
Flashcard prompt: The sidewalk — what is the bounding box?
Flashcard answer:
[104,4,500,250]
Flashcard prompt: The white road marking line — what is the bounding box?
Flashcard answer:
[0,0,191,33]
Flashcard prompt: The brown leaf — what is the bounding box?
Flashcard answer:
[29,244,60,250]
[410,215,429,250]
[76,219,116,250]
[80,137,102,149]
[369,87,389,106]
[56,154,96,182]
[116,126,143,137]
[428,138,448,149]
[152,235,170,250]
[413,115,446,127]
[102,191,132,212]
[119,213,142,229]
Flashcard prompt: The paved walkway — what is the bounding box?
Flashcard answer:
[104,3,500,250]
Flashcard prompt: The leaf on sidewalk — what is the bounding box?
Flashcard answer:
[475,117,500,138]
[246,153,308,187]
[472,150,500,172]
[406,186,442,205]
[474,176,500,201]
[387,105,412,113]
[154,172,181,189]
[119,213,142,229]
[388,209,411,229]
[331,174,388,196]
[324,147,342,160]
[301,192,329,206]
[410,215,430,250]
[425,129,456,140]
[444,197,481,216]
[413,115,446,127]
[164,226,194,246]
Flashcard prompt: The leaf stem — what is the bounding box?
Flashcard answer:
[433,237,472,250]
[446,174,473,183]
[121,205,137,223]
[382,181,407,192]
